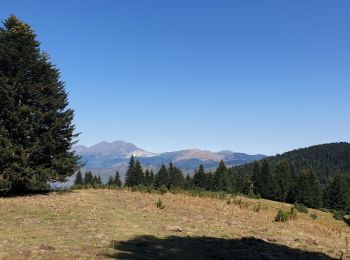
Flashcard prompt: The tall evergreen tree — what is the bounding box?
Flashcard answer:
[154,164,168,189]
[193,165,206,189]
[233,168,253,195]
[213,160,228,191]
[149,170,155,186]
[168,162,184,189]
[124,156,135,187]
[107,176,114,186]
[84,171,94,185]
[260,160,272,198]
[274,160,292,202]
[114,171,122,187]
[97,175,102,185]
[324,172,350,213]
[184,174,193,190]
[134,159,144,186]
[252,161,261,195]
[144,169,151,186]
[74,170,83,186]
[0,16,80,194]
[206,171,214,191]
[294,169,322,208]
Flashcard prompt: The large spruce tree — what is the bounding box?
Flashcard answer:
[134,159,144,186]
[0,16,80,194]
[213,160,228,191]
[324,173,350,213]
[168,163,184,189]
[154,164,169,189]
[124,156,135,187]
[294,169,322,208]
[193,164,206,189]
[114,171,122,187]
[74,170,83,186]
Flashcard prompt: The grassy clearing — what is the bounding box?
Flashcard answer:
[0,189,349,259]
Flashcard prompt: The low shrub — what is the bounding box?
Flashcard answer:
[156,198,165,209]
[159,185,168,195]
[288,207,298,220]
[294,202,309,213]
[310,213,317,220]
[253,203,261,212]
[146,186,154,193]
[169,188,180,195]
[275,210,289,222]
[217,191,227,200]
[332,210,345,221]
[248,192,261,200]
[131,184,149,192]
[231,198,250,209]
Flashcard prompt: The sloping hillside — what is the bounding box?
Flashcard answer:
[271,142,350,178]
[234,142,350,183]
[0,189,348,259]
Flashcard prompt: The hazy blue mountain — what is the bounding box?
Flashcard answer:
[71,141,266,183]
[74,141,156,168]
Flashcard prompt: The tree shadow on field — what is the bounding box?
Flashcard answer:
[0,189,51,198]
[106,235,335,260]
[344,215,350,226]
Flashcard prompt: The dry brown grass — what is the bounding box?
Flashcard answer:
[0,189,349,259]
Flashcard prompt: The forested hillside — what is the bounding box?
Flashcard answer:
[271,143,350,181]
[236,142,350,184]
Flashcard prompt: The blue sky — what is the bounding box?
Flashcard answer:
[1,1,349,155]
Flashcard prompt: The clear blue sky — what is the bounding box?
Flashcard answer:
[1,1,349,155]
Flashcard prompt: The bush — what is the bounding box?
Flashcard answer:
[310,213,317,220]
[131,184,150,192]
[156,198,165,209]
[253,203,261,212]
[332,210,345,221]
[294,202,309,213]
[146,186,154,193]
[217,191,227,200]
[248,193,261,200]
[170,188,180,195]
[275,210,289,222]
[159,185,168,195]
[288,207,298,220]
[231,198,250,209]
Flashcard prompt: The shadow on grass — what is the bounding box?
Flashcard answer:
[344,215,350,226]
[106,235,335,260]
[0,190,51,198]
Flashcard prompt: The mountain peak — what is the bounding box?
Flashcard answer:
[73,140,266,171]
[73,140,143,156]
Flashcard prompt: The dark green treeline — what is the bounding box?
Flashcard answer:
[119,156,350,213]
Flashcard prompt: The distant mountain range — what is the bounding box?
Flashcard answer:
[72,140,266,182]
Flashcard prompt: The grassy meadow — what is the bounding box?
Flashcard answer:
[0,189,349,259]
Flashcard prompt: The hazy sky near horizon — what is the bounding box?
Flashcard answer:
[1,1,349,155]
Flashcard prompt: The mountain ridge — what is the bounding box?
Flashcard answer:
[72,140,266,182]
